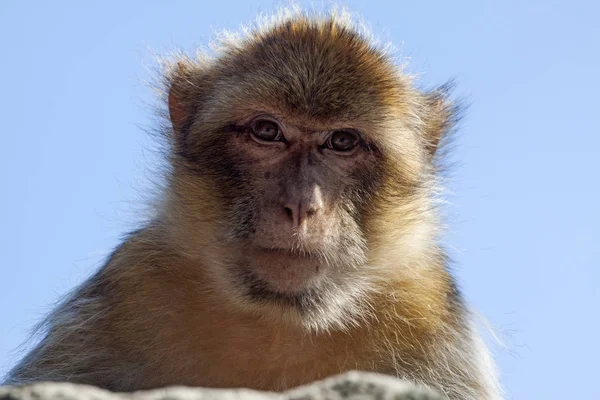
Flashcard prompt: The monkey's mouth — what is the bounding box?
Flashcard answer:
[255,246,321,260]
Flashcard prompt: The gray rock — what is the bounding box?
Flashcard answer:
[0,372,441,400]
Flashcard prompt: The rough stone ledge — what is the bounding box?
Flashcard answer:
[0,371,441,400]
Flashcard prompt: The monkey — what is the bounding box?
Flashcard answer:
[2,9,502,400]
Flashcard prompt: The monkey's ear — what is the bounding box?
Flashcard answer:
[167,61,197,134]
[421,85,459,157]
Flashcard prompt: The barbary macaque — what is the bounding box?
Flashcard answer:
[4,9,501,400]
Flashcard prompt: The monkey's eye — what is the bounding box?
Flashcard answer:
[326,130,360,153]
[251,120,282,143]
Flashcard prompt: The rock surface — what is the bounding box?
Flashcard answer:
[0,372,441,400]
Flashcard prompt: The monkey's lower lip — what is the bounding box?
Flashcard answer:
[258,247,314,258]
[255,247,320,259]
[238,245,325,297]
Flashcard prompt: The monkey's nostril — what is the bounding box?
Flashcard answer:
[284,206,293,220]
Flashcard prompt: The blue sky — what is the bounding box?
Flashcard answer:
[1,1,598,398]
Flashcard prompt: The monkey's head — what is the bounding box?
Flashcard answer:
[162,12,456,331]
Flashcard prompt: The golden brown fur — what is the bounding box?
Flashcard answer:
[3,9,501,399]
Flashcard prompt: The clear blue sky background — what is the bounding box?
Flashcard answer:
[1,1,598,398]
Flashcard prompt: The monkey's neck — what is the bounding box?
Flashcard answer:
[114,225,462,390]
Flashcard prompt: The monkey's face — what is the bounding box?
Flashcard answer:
[221,113,382,324]
[166,18,450,330]
[170,109,425,330]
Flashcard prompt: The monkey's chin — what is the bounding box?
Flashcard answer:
[231,246,329,311]
[236,267,322,313]
[230,247,371,331]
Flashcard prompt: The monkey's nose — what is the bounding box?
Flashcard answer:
[282,184,324,227]
[283,202,322,228]
[283,202,322,227]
